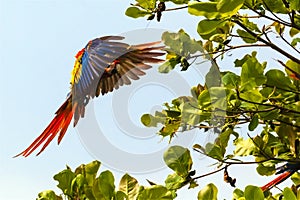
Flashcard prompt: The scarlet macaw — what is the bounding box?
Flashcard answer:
[260,162,300,191]
[16,36,164,157]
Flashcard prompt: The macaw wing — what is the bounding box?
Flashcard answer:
[95,41,165,96]
[71,36,164,125]
[73,36,130,98]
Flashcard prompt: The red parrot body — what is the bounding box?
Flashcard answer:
[16,36,164,157]
[260,163,300,191]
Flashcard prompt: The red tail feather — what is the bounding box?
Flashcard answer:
[260,171,293,191]
[15,98,74,157]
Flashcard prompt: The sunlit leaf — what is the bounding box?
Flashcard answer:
[291,172,300,185]
[165,173,187,190]
[233,188,244,199]
[161,0,190,4]
[197,183,218,200]
[37,190,62,200]
[93,171,115,200]
[290,27,300,37]
[163,146,193,177]
[239,89,264,103]
[237,29,257,43]
[125,7,151,18]
[222,71,240,89]
[263,0,289,13]
[282,187,297,200]
[244,185,264,200]
[119,174,139,200]
[197,19,227,39]
[256,163,275,176]
[137,185,175,200]
[136,0,157,10]
[53,169,76,196]
[234,138,256,156]
[115,191,128,200]
[265,69,295,90]
[216,0,244,16]
[291,38,300,47]
[188,2,220,19]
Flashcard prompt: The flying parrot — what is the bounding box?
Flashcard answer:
[260,162,300,191]
[15,36,165,157]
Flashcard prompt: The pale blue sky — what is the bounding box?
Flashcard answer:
[0,1,287,199]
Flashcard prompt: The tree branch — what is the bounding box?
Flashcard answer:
[233,19,300,64]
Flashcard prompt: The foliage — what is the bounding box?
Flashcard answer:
[37,152,194,200]
[38,0,300,199]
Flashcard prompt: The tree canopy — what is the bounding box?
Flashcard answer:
[37,0,300,199]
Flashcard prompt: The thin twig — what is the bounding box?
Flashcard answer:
[279,34,300,55]
[164,5,188,12]
[192,165,227,180]
[233,19,300,66]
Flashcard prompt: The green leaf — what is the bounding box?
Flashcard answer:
[189,0,243,18]
[291,38,300,47]
[244,185,264,200]
[290,27,300,37]
[197,183,218,200]
[136,0,157,10]
[119,174,139,200]
[282,187,297,200]
[188,180,199,189]
[257,106,280,120]
[240,89,264,103]
[216,0,244,16]
[256,163,275,176]
[161,0,190,4]
[263,0,289,14]
[158,57,180,73]
[285,59,300,78]
[222,71,240,89]
[181,99,203,125]
[291,172,300,185]
[75,160,101,187]
[240,53,266,89]
[241,18,260,33]
[165,173,187,190]
[115,191,128,200]
[237,29,257,43]
[233,188,244,199]
[248,114,259,131]
[198,90,212,108]
[141,113,166,127]
[188,2,220,19]
[234,138,256,156]
[71,174,87,194]
[265,69,295,90]
[162,30,203,59]
[125,7,151,18]
[137,185,175,200]
[53,169,76,196]
[208,87,228,110]
[163,146,193,177]
[37,190,62,200]
[197,19,227,39]
[205,64,221,87]
[288,0,300,10]
[93,170,115,200]
[85,161,101,187]
[205,143,224,160]
[273,21,285,35]
[234,52,256,67]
